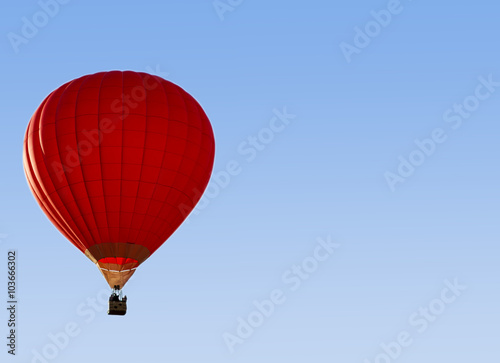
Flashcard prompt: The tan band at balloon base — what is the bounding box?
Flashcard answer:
[84,243,151,288]
[99,268,137,289]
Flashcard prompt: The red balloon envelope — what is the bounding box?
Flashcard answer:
[23,71,215,289]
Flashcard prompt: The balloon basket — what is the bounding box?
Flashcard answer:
[108,285,127,316]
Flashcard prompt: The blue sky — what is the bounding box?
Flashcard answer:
[0,1,499,362]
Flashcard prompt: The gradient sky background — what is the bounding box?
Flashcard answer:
[0,1,499,362]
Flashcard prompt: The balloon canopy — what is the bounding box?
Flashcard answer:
[23,71,215,289]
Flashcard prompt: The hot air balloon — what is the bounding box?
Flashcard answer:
[23,71,215,315]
